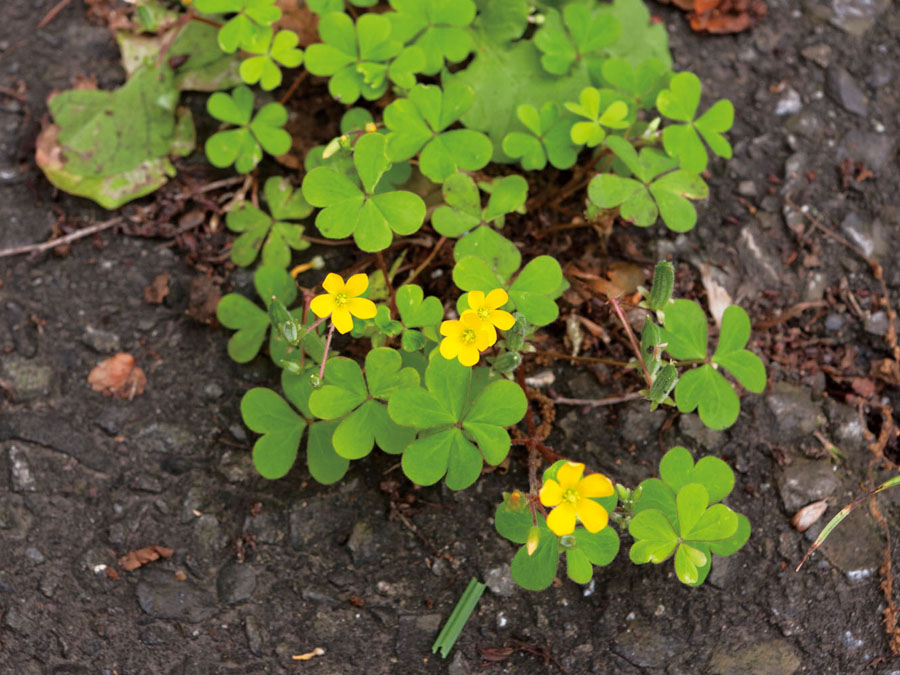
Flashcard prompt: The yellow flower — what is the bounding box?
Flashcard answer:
[310,273,377,334]
[463,289,515,341]
[439,311,496,366]
[539,461,614,537]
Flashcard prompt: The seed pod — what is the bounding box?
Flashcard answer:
[491,351,522,374]
[792,500,828,532]
[268,296,301,345]
[647,364,678,410]
[526,526,540,556]
[647,261,675,312]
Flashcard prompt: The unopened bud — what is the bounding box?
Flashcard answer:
[309,372,322,389]
[364,122,377,133]
[526,526,540,556]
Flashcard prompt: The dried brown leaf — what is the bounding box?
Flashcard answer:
[118,545,174,572]
[144,272,170,305]
[87,353,147,400]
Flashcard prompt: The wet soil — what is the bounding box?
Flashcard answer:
[2,1,900,673]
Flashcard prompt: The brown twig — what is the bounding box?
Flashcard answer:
[0,217,123,258]
[552,391,644,407]
[279,70,308,106]
[376,251,397,316]
[404,236,446,286]
[37,0,71,29]
[608,296,651,386]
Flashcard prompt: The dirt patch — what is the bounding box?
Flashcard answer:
[1,0,900,673]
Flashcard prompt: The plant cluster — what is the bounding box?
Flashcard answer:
[39,0,765,594]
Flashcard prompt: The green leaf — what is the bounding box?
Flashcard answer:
[684,503,738,542]
[661,299,708,360]
[453,227,521,282]
[365,346,420,398]
[388,0,476,76]
[647,170,708,233]
[37,64,192,209]
[432,577,486,660]
[396,285,443,328]
[354,132,392,195]
[508,256,563,326]
[494,500,534,544]
[676,483,709,538]
[708,513,751,556]
[466,379,527,427]
[510,521,559,591]
[659,446,735,503]
[389,388,457,427]
[483,175,527,222]
[453,256,505,292]
[432,172,481,237]
[574,526,620,567]
[241,388,305,479]
[674,364,740,430]
[628,509,677,563]
[308,357,368,418]
[565,548,593,584]
[632,477,677,525]
[474,0,530,43]
[712,306,767,393]
[307,419,348,484]
[674,542,706,585]
[402,428,471,488]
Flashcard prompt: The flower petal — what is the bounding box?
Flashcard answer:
[489,309,516,331]
[539,478,563,507]
[467,290,485,310]
[322,273,345,296]
[579,473,614,499]
[460,311,483,330]
[332,308,354,334]
[440,319,462,337]
[547,503,577,537]
[485,288,509,309]
[440,336,461,360]
[344,273,368,298]
[475,323,496,350]
[556,461,585,489]
[347,297,376,320]
[310,293,335,319]
[575,498,608,533]
[458,345,480,367]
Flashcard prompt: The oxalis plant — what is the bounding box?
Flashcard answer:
[40,0,766,601]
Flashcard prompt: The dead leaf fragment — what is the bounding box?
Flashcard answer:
[850,377,877,398]
[186,275,222,324]
[292,647,326,661]
[144,272,170,305]
[792,500,828,532]
[118,545,174,571]
[700,263,732,327]
[88,353,147,399]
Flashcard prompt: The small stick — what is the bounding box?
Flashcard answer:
[37,0,71,29]
[404,235,446,285]
[279,70,308,106]
[609,296,651,386]
[552,391,644,407]
[0,217,123,259]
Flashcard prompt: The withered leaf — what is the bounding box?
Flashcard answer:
[144,272,170,305]
[88,353,147,400]
[118,545,174,572]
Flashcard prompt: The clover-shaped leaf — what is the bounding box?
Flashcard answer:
[432,173,527,238]
[195,0,281,53]
[453,254,564,326]
[501,102,579,171]
[388,355,527,489]
[226,176,312,268]
[395,284,441,350]
[308,349,419,460]
[656,72,734,173]
[475,0,531,43]
[205,86,290,173]
[387,0,476,76]
[660,300,766,429]
[453,226,521,282]
[565,87,632,147]
[533,2,621,76]
[383,82,493,182]
[216,265,296,363]
[593,0,671,68]
[239,29,304,90]
[302,133,426,252]
[587,135,708,232]
[304,12,402,103]
[658,446,734,503]
[600,57,669,110]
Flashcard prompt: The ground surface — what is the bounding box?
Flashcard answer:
[2,1,900,673]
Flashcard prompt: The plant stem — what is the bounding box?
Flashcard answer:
[376,251,397,316]
[552,391,644,407]
[319,323,335,382]
[609,296,651,386]
[405,236,446,286]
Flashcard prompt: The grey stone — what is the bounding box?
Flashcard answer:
[678,414,724,451]
[800,43,831,68]
[783,111,823,139]
[202,382,223,400]
[244,615,264,656]
[737,180,758,197]
[0,413,108,472]
[396,613,443,657]
[217,449,254,483]
[5,302,38,357]
[825,399,867,452]
[193,514,227,562]
[804,272,827,303]
[3,604,34,633]
[448,651,473,675]
[707,639,801,675]
[836,130,896,172]
[867,62,893,89]
[1,356,52,402]
[611,620,686,669]
[766,382,824,442]
[347,520,378,565]
[827,0,890,36]
[136,423,198,456]
[864,311,890,336]
[136,570,217,623]
[93,408,124,436]
[128,474,164,493]
[774,89,802,117]
[816,508,883,578]
[216,562,257,604]
[81,325,121,353]
[483,564,516,597]
[776,458,840,512]
[8,445,36,492]
[139,625,171,646]
[825,314,844,332]
[739,224,782,284]
[841,211,888,260]
[243,510,285,545]
[619,402,666,446]
[25,547,44,564]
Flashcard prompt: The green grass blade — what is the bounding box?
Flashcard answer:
[432,577,486,659]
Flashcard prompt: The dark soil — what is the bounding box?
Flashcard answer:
[2,1,900,673]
